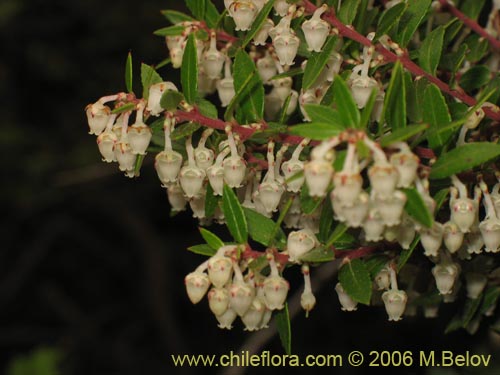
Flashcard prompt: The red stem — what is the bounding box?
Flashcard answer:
[302,0,500,122]
[438,0,500,51]
[334,246,378,260]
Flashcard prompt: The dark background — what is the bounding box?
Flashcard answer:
[1,0,499,374]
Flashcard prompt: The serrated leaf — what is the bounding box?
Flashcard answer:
[460,65,491,92]
[141,63,163,100]
[125,52,133,93]
[275,304,292,354]
[160,90,183,111]
[430,143,500,179]
[396,0,431,47]
[302,36,338,90]
[375,2,407,40]
[382,61,406,130]
[419,26,444,76]
[171,122,201,140]
[226,49,264,123]
[161,10,195,24]
[339,259,372,305]
[153,25,186,37]
[181,33,198,104]
[199,227,224,250]
[187,244,217,256]
[423,83,452,150]
[300,184,324,215]
[402,188,433,228]
[338,0,361,25]
[333,75,360,128]
[288,123,344,140]
[111,103,135,115]
[222,185,248,244]
[379,124,429,147]
[300,247,335,263]
[243,208,286,249]
[241,0,275,49]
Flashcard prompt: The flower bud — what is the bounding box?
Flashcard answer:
[390,151,419,188]
[464,109,485,129]
[241,297,266,331]
[304,159,333,197]
[381,289,407,321]
[185,271,211,304]
[208,255,234,288]
[167,183,187,212]
[350,76,379,109]
[300,290,316,313]
[287,229,318,262]
[155,150,183,185]
[229,281,255,316]
[465,272,488,299]
[432,263,459,295]
[86,102,111,135]
[335,283,358,311]
[208,288,230,316]
[252,190,272,218]
[443,221,464,254]
[229,1,258,31]
[215,307,238,330]
[420,222,444,257]
[375,190,407,227]
[127,122,152,155]
[368,163,399,199]
[273,33,300,66]
[147,82,178,116]
[179,165,206,198]
[263,275,290,310]
[216,78,235,107]
[332,172,363,207]
[223,156,247,188]
[451,198,476,233]
[97,131,118,162]
[258,180,285,213]
[375,268,391,290]
[114,141,137,172]
[479,218,500,253]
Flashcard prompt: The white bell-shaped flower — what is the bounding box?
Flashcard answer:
[167,183,187,212]
[368,162,399,199]
[97,131,118,162]
[189,191,206,219]
[390,151,419,188]
[229,1,258,31]
[363,209,385,242]
[179,164,206,198]
[86,101,111,135]
[146,82,178,116]
[215,307,238,330]
[223,156,247,188]
[332,172,363,207]
[254,18,274,45]
[194,147,215,171]
[450,198,476,233]
[252,190,272,217]
[464,108,485,129]
[217,78,235,107]
[286,90,299,115]
[432,263,459,295]
[465,272,488,299]
[263,275,289,310]
[258,180,285,213]
[335,283,358,311]
[170,46,185,69]
[114,140,137,172]
[342,191,370,228]
[479,218,500,253]
[127,122,152,155]
[282,159,305,193]
[273,32,300,66]
[272,77,293,102]
[287,229,318,262]
[241,296,266,331]
[465,231,484,254]
[420,222,444,257]
[257,52,278,83]
[224,0,235,11]
[374,190,407,227]
[284,211,301,228]
[207,164,225,195]
[185,271,211,304]
[198,67,217,97]
[302,5,331,52]
[396,215,416,249]
[274,0,289,16]
[351,75,379,109]
[208,287,230,316]
[325,51,343,81]
[443,221,464,254]
[304,159,333,197]
[155,150,183,185]
[382,289,407,321]
[208,255,234,288]
[203,32,225,79]
[374,268,391,290]
[229,280,255,316]
[259,308,273,329]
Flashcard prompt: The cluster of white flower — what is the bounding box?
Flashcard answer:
[185,246,289,330]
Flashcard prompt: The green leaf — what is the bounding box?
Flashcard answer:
[275,304,292,355]
[171,122,201,140]
[300,247,335,263]
[160,90,184,111]
[382,61,406,130]
[141,63,163,100]
[338,259,372,305]
[333,75,360,128]
[359,88,377,129]
[222,185,248,244]
[205,184,218,218]
[199,227,224,250]
[462,297,483,329]
[302,36,338,90]
[161,9,195,24]
[460,65,491,92]
[185,0,206,21]
[195,98,219,119]
[465,34,489,63]
[440,44,468,74]
[461,0,487,19]
[445,314,464,334]
[338,0,361,25]
[364,255,389,279]
[300,184,324,215]
[423,83,452,150]
[303,104,345,127]
[111,102,135,115]
[133,154,144,177]
[480,287,500,314]
[379,124,429,147]
[433,188,449,214]
[241,0,275,49]
[187,244,217,256]
[396,0,431,47]
[153,25,186,37]
[204,0,221,29]
[430,143,500,179]
[226,49,264,123]
[288,123,344,140]
[181,33,198,104]
[318,200,334,243]
[243,208,287,250]
[125,52,133,93]
[271,68,303,81]
[397,236,419,272]
[375,2,407,40]
[402,188,433,228]
[419,26,444,76]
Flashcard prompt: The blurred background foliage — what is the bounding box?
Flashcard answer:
[1,0,499,374]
